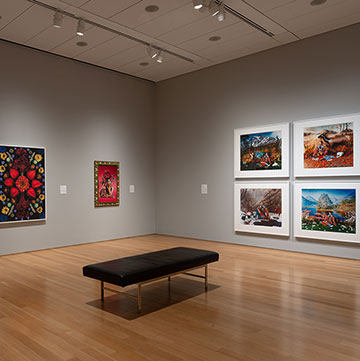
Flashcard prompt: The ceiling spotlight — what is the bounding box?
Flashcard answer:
[217,2,226,21]
[76,18,85,36]
[193,0,204,9]
[209,1,220,16]
[53,10,63,28]
[156,51,163,63]
[147,45,158,59]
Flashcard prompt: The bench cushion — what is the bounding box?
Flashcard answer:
[82,247,219,287]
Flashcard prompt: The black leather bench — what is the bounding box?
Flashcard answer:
[83,247,219,312]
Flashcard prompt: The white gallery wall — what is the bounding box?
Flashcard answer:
[155,23,360,259]
[0,40,156,255]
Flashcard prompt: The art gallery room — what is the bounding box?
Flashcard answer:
[1,0,360,360]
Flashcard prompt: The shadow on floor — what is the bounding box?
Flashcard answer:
[86,277,220,320]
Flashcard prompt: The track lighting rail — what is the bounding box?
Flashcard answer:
[220,2,274,37]
[26,0,195,63]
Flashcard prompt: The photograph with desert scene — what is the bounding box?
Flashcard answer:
[303,122,353,169]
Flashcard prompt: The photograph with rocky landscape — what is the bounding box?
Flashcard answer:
[302,188,356,234]
[240,131,282,171]
[303,122,353,169]
[240,188,282,227]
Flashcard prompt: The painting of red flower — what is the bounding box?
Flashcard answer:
[0,145,46,223]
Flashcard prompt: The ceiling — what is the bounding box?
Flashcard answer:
[0,0,359,82]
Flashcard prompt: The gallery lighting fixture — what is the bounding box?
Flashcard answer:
[76,18,85,36]
[193,0,274,37]
[53,9,63,28]
[192,0,204,10]
[147,45,164,63]
[217,2,226,21]
[25,0,194,64]
[156,50,163,63]
[147,45,158,59]
[209,1,220,17]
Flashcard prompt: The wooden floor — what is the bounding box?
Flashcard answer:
[0,235,360,361]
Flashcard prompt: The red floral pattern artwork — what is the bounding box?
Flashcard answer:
[0,146,46,223]
[94,161,119,207]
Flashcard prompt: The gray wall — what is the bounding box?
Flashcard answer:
[0,40,155,255]
[155,23,360,259]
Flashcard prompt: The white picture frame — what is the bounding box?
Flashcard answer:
[293,114,360,177]
[234,182,290,236]
[234,123,289,178]
[294,183,359,243]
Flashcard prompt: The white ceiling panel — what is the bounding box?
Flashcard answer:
[99,45,147,69]
[0,5,52,43]
[179,22,256,53]
[210,38,278,64]
[135,2,207,38]
[159,12,239,45]
[290,7,360,38]
[0,0,32,31]
[272,31,298,44]
[195,31,275,59]
[25,16,78,51]
[52,25,116,58]
[243,0,296,13]
[74,35,136,63]
[266,0,351,24]
[226,0,287,35]
[80,0,140,19]
[59,0,89,6]
[110,0,189,28]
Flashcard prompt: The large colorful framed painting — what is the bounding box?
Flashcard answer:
[234,183,289,236]
[94,161,119,207]
[234,123,289,178]
[294,183,359,243]
[0,145,46,224]
[294,114,360,177]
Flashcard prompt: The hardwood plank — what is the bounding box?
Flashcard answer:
[0,235,359,361]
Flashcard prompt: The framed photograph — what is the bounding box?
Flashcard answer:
[234,182,290,236]
[94,161,119,207]
[0,145,46,224]
[294,183,359,243]
[294,114,360,177]
[234,123,289,178]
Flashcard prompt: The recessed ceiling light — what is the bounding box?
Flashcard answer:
[140,62,149,66]
[145,5,159,12]
[76,41,88,47]
[310,0,327,5]
[209,36,221,42]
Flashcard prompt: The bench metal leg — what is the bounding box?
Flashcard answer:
[168,276,171,282]
[205,265,208,291]
[137,284,142,313]
[101,281,104,301]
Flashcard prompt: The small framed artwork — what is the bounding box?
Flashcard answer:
[234,123,289,178]
[294,114,360,177]
[94,161,119,207]
[234,182,290,236]
[0,145,46,224]
[294,183,359,243]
